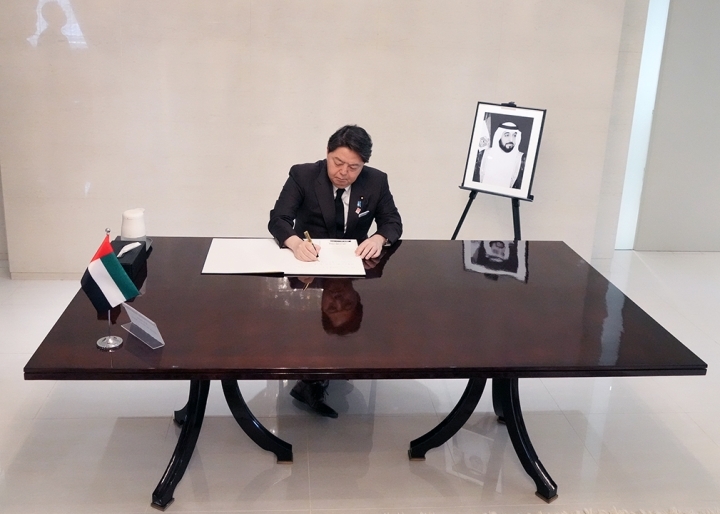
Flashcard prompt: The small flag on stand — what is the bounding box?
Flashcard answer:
[81,235,139,313]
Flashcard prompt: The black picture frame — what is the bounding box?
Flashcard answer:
[460,102,546,201]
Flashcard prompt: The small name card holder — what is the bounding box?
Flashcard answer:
[121,303,165,350]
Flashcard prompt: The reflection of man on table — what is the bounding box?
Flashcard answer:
[320,278,363,335]
[473,122,526,189]
[269,124,403,418]
[291,277,364,335]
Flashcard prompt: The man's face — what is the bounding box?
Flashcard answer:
[499,131,517,153]
[327,147,364,189]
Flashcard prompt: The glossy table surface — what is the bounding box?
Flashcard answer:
[24,237,707,381]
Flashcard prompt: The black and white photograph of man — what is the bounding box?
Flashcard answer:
[473,120,527,188]
[461,103,546,200]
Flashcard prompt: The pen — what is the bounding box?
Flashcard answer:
[303,231,318,258]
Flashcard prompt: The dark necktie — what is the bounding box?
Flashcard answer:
[334,188,345,237]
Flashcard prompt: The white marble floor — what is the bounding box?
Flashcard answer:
[1,250,720,514]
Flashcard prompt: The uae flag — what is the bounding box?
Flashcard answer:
[81,235,139,313]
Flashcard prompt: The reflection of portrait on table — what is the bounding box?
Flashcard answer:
[463,240,528,283]
[473,121,526,189]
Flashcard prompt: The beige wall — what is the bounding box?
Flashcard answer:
[0,171,7,260]
[635,0,720,251]
[0,0,642,278]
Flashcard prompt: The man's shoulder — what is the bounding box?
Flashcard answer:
[289,160,325,177]
[358,164,387,182]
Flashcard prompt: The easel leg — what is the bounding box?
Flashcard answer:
[452,191,523,241]
[451,191,478,240]
[512,198,521,241]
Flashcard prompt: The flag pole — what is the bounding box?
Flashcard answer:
[96,228,124,350]
[96,308,123,350]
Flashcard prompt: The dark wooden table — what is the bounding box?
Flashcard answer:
[24,237,707,509]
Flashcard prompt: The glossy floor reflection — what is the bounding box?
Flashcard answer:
[2,251,720,513]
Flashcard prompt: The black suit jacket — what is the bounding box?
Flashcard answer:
[268,160,403,245]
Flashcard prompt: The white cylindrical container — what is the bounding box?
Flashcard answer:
[121,208,146,241]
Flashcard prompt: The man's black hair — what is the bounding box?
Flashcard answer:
[327,125,372,163]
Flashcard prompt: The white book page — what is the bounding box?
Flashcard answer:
[201,238,365,276]
[281,239,365,276]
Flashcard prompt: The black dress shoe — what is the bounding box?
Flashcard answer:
[290,380,338,418]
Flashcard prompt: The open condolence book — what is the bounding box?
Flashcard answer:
[201,238,366,276]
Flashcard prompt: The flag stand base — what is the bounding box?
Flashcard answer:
[97,335,123,350]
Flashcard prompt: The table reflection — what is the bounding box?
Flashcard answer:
[282,240,401,327]
[281,243,401,418]
[463,240,528,282]
[286,277,363,335]
[599,283,625,366]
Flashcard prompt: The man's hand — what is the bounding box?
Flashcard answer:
[285,235,320,261]
[356,234,386,260]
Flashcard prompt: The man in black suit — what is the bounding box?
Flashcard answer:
[268,124,403,417]
[269,125,402,261]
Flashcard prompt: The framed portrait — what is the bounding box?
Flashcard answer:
[460,102,546,201]
[463,240,528,283]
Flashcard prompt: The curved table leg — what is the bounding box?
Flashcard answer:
[493,378,558,502]
[221,379,293,463]
[408,378,486,460]
[491,378,505,424]
[173,402,188,426]
[152,379,210,510]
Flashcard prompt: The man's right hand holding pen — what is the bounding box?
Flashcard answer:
[284,233,321,261]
